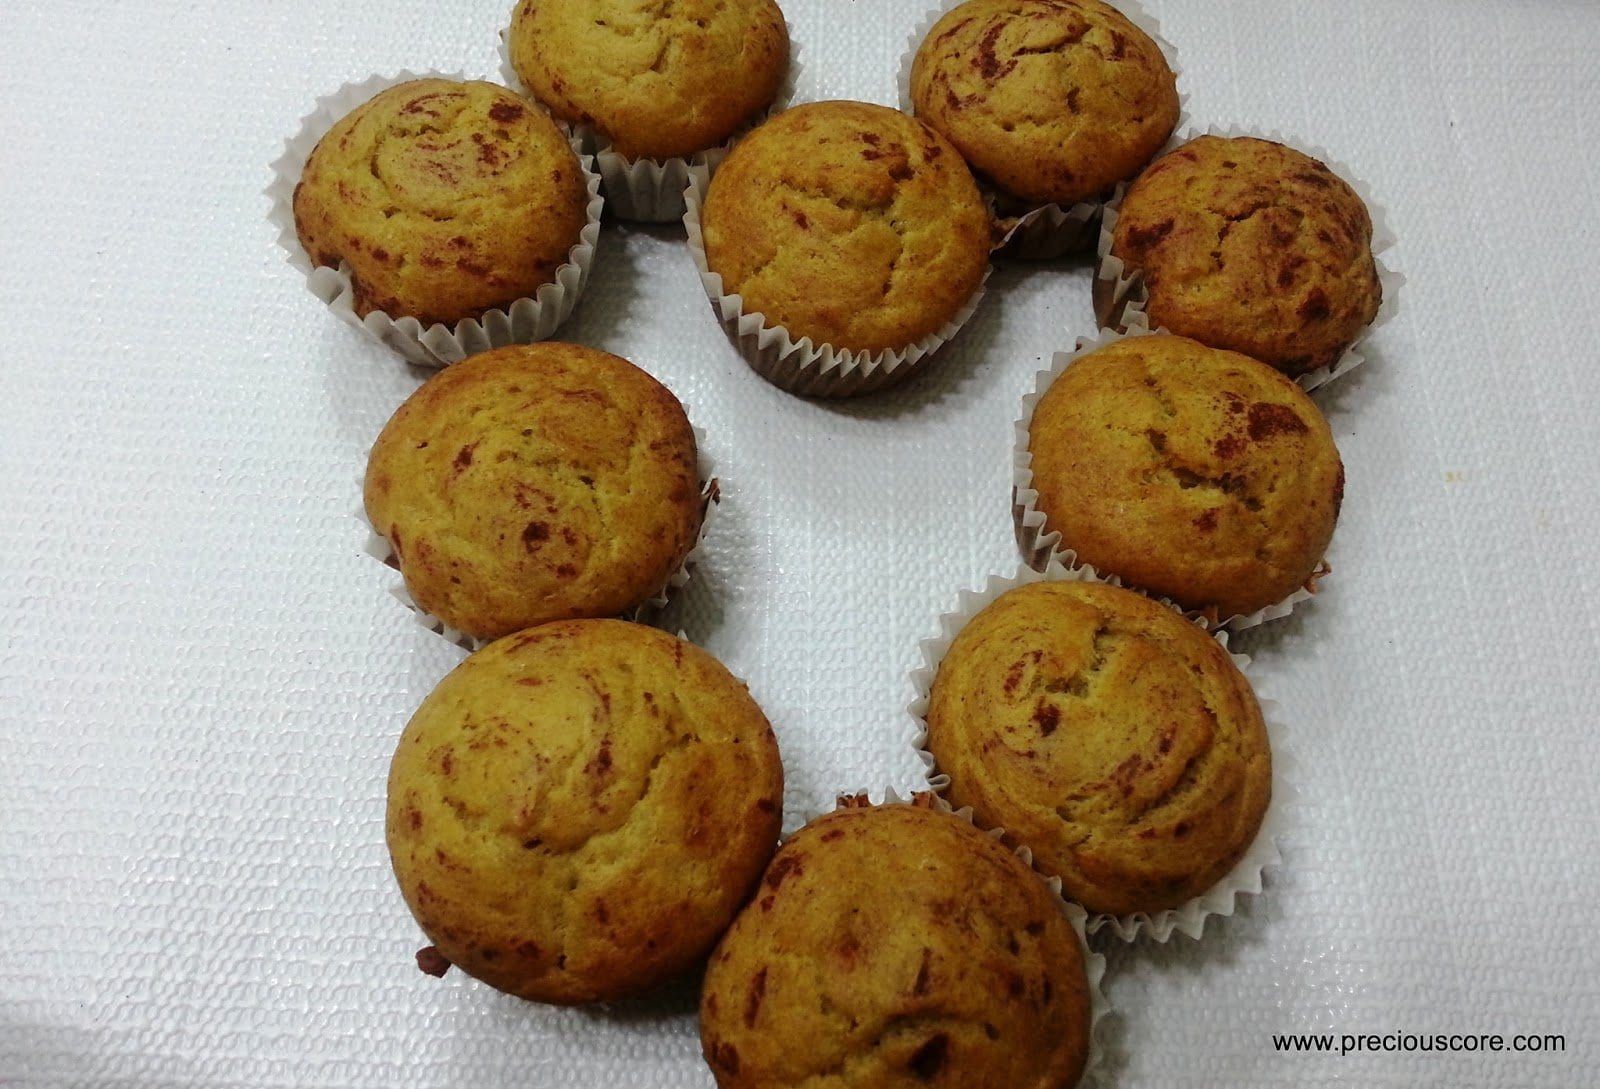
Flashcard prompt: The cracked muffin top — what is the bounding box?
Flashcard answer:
[1027,334,1343,619]
[910,0,1179,207]
[507,0,790,161]
[926,580,1271,917]
[387,619,783,1004]
[1101,135,1382,376]
[364,343,702,641]
[293,79,587,326]
[700,101,991,354]
[700,798,1090,1089]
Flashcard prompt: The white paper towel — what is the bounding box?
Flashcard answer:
[2,2,1599,1087]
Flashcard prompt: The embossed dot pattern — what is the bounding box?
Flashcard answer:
[2,2,1599,1087]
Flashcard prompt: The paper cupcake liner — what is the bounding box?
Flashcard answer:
[267,69,605,368]
[821,789,1110,1087]
[904,561,1293,942]
[498,37,803,224]
[359,425,720,652]
[1011,325,1330,631]
[682,166,992,398]
[895,0,1189,261]
[1095,123,1404,393]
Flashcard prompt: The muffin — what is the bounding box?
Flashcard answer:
[926,580,1271,917]
[700,798,1090,1089]
[1026,334,1343,619]
[507,0,789,162]
[364,343,702,641]
[293,78,588,327]
[387,619,784,1004]
[699,101,991,357]
[910,0,1179,208]
[1099,135,1383,376]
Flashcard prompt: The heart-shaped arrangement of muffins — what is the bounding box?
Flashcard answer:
[267,2,1399,1085]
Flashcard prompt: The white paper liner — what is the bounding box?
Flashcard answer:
[1011,325,1331,631]
[814,789,1110,1087]
[498,36,803,224]
[903,562,1292,942]
[267,70,605,367]
[895,0,1188,260]
[360,423,720,652]
[1094,123,1404,393]
[682,166,992,398]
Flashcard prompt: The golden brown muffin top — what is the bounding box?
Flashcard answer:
[364,344,702,641]
[911,0,1178,207]
[508,0,789,161]
[293,79,587,326]
[700,101,991,354]
[1105,135,1382,375]
[926,581,1271,917]
[1027,334,1343,619]
[387,619,783,1004]
[701,800,1089,1089]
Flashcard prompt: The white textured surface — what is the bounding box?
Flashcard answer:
[1,1,1597,1086]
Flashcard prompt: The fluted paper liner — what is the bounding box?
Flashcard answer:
[360,424,719,652]
[905,561,1293,942]
[268,69,604,367]
[1013,324,1333,631]
[683,166,992,398]
[498,36,803,224]
[896,0,1188,260]
[815,789,1110,1087]
[1095,123,1403,392]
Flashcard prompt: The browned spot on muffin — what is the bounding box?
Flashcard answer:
[1247,402,1309,440]
[713,1043,741,1075]
[1033,703,1060,737]
[404,93,446,116]
[1298,288,1332,321]
[522,522,550,549]
[453,443,476,471]
[1194,509,1219,533]
[488,101,525,123]
[1125,218,1174,249]
[744,967,767,1026]
[913,947,933,994]
[976,21,1007,78]
[764,853,804,890]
